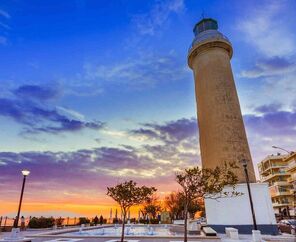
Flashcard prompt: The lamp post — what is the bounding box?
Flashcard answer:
[272,146,293,155]
[13,170,30,228]
[241,159,258,230]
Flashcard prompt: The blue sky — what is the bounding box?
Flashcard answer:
[1,0,296,216]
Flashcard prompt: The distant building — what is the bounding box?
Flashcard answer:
[285,152,296,216]
[258,153,295,217]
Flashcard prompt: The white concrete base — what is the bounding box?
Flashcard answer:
[205,183,277,235]
[1,239,31,242]
[173,220,185,225]
[225,227,239,239]
[252,230,262,242]
[44,239,82,242]
[1,228,31,242]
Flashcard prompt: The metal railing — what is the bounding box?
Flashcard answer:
[0,216,96,231]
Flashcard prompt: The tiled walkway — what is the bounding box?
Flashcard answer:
[1,230,295,242]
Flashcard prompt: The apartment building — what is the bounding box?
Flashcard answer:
[285,152,296,216]
[258,154,294,217]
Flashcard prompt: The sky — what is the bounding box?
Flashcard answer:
[0,0,296,218]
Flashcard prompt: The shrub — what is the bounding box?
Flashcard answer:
[130,218,136,223]
[112,218,119,224]
[28,217,55,228]
[55,217,64,226]
[139,218,149,224]
[149,218,159,224]
[78,217,90,225]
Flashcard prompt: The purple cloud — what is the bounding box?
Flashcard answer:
[14,85,60,101]
[0,118,201,203]
[240,56,296,78]
[131,117,198,144]
[244,109,296,136]
[255,103,282,114]
[0,85,105,135]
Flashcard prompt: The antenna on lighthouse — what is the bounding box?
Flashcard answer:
[201,10,205,19]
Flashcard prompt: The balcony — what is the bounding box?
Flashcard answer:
[272,202,293,208]
[273,181,290,186]
[287,161,296,172]
[260,165,288,175]
[271,191,293,197]
[262,172,290,182]
[287,175,296,183]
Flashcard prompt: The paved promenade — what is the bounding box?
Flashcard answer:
[0,229,295,242]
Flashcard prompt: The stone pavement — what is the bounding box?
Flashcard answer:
[1,230,295,242]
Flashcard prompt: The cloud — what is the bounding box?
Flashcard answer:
[0,36,7,45]
[132,0,185,36]
[56,106,85,121]
[14,84,61,101]
[131,117,199,167]
[0,9,10,45]
[132,117,198,144]
[240,57,296,78]
[0,116,201,204]
[245,109,296,137]
[254,103,282,114]
[84,51,189,89]
[1,108,295,209]
[0,85,104,135]
[238,2,296,109]
[238,1,295,57]
[0,9,10,19]
[243,104,296,167]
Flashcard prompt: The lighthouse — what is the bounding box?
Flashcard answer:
[187,18,277,234]
[188,18,255,183]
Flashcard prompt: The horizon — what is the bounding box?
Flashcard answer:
[1,0,296,218]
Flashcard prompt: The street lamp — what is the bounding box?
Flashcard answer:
[272,146,293,155]
[240,159,258,230]
[13,170,30,228]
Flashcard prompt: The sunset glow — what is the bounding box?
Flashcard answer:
[1,0,296,219]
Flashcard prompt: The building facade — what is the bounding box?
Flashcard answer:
[285,152,296,217]
[258,154,295,218]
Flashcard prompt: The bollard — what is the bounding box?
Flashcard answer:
[252,230,262,242]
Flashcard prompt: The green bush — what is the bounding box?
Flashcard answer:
[28,217,55,228]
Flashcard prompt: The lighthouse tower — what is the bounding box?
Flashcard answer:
[188,18,255,182]
[188,18,277,234]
